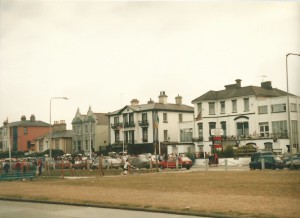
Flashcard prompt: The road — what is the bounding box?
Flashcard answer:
[0,200,208,218]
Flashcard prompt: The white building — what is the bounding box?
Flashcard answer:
[191,79,300,155]
[107,92,195,155]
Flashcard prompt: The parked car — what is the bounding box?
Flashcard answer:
[129,154,159,169]
[73,159,87,169]
[55,159,71,169]
[92,156,122,169]
[159,156,193,170]
[251,151,274,162]
[249,155,284,170]
[284,153,300,169]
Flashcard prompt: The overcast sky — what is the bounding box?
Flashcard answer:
[0,0,300,128]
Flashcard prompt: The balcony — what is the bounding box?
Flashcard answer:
[139,120,149,127]
[111,123,123,130]
[124,121,135,128]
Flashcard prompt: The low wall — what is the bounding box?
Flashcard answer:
[194,157,251,166]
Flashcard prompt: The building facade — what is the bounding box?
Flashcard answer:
[107,92,195,155]
[72,106,109,154]
[0,115,49,153]
[191,79,300,155]
[33,120,72,154]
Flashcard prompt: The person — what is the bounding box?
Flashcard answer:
[214,153,219,167]
[122,159,131,175]
[38,159,43,176]
[15,160,21,173]
[3,161,10,174]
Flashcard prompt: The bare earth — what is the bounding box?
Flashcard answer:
[0,170,299,218]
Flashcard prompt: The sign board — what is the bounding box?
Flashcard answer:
[211,128,224,136]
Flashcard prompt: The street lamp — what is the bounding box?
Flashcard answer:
[50,97,69,160]
[286,53,300,166]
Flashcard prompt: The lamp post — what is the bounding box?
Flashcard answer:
[50,97,69,160]
[286,53,300,167]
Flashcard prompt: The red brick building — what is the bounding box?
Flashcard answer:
[1,115,49,152]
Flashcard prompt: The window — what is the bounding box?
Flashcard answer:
[291,120,298,149]
[209,102,215,115]
[115,130,120,142]
[128,130,134,144]
[237,122,249,137]
[197,103,202,114]
[142,113,147,121]
[264,142,273,151]
[198,123,203,141]
[163,113,168,123]
[221,121,226,136]
[220,101,225,114]
[85,125,88,133]
[258,106,268,114]
[24,127,28,135]
[114,117,119,124]
[209,122,216,136]
[164,130,168,141]
[73,126,76,133]
[85,140,88,150]
[39,140,43,152]
[55,139,59,149]
[232,100,237,113]
[290,103,297,112]
[271,104,286,113]
[142,128,148,142]
[244,98,249,112]
[272,121,288,138]
[259,122,269,137]
[77,141,81,151]
[179,114,183,122]
[180,128,193,142]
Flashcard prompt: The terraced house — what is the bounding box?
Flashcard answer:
[107,91,194,155]
[192,79,300,155]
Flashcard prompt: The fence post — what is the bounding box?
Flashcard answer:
[205,159,208,171]
[261,158,265,170]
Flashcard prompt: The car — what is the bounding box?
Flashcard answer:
[249,155,284,170]
[73,159,87,169]
[55,159,71,169]
[284,153,300,169]
[250,151,274,162]
[92,156,122,169]
[159,156,193,170]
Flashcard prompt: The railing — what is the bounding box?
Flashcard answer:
[139,120,149,127]
[124,121,135,128]
[111,123,123,130]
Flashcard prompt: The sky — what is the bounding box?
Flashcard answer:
[0,0,300,129]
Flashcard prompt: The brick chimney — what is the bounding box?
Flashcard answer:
[52,120,66,132]
[21,115,26,121]
[30,114,36,122]
[261,81,272,89]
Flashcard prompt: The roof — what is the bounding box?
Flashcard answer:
[94,113,109,125]
[107,102,194,116]
[34,130,73,140]
[6,120,49,128]
[192,85,291,103]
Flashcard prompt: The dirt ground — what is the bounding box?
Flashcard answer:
[0,170,299,218]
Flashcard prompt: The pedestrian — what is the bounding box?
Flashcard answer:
[15,160,21,173]
[122,159,131,175]
[214,153,219,167]
[3,161,10,174]
[38,159,43,176]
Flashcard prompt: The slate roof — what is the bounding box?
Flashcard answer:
[107,103,194,116]
[7,120,49,128]
[191,85,291,103]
